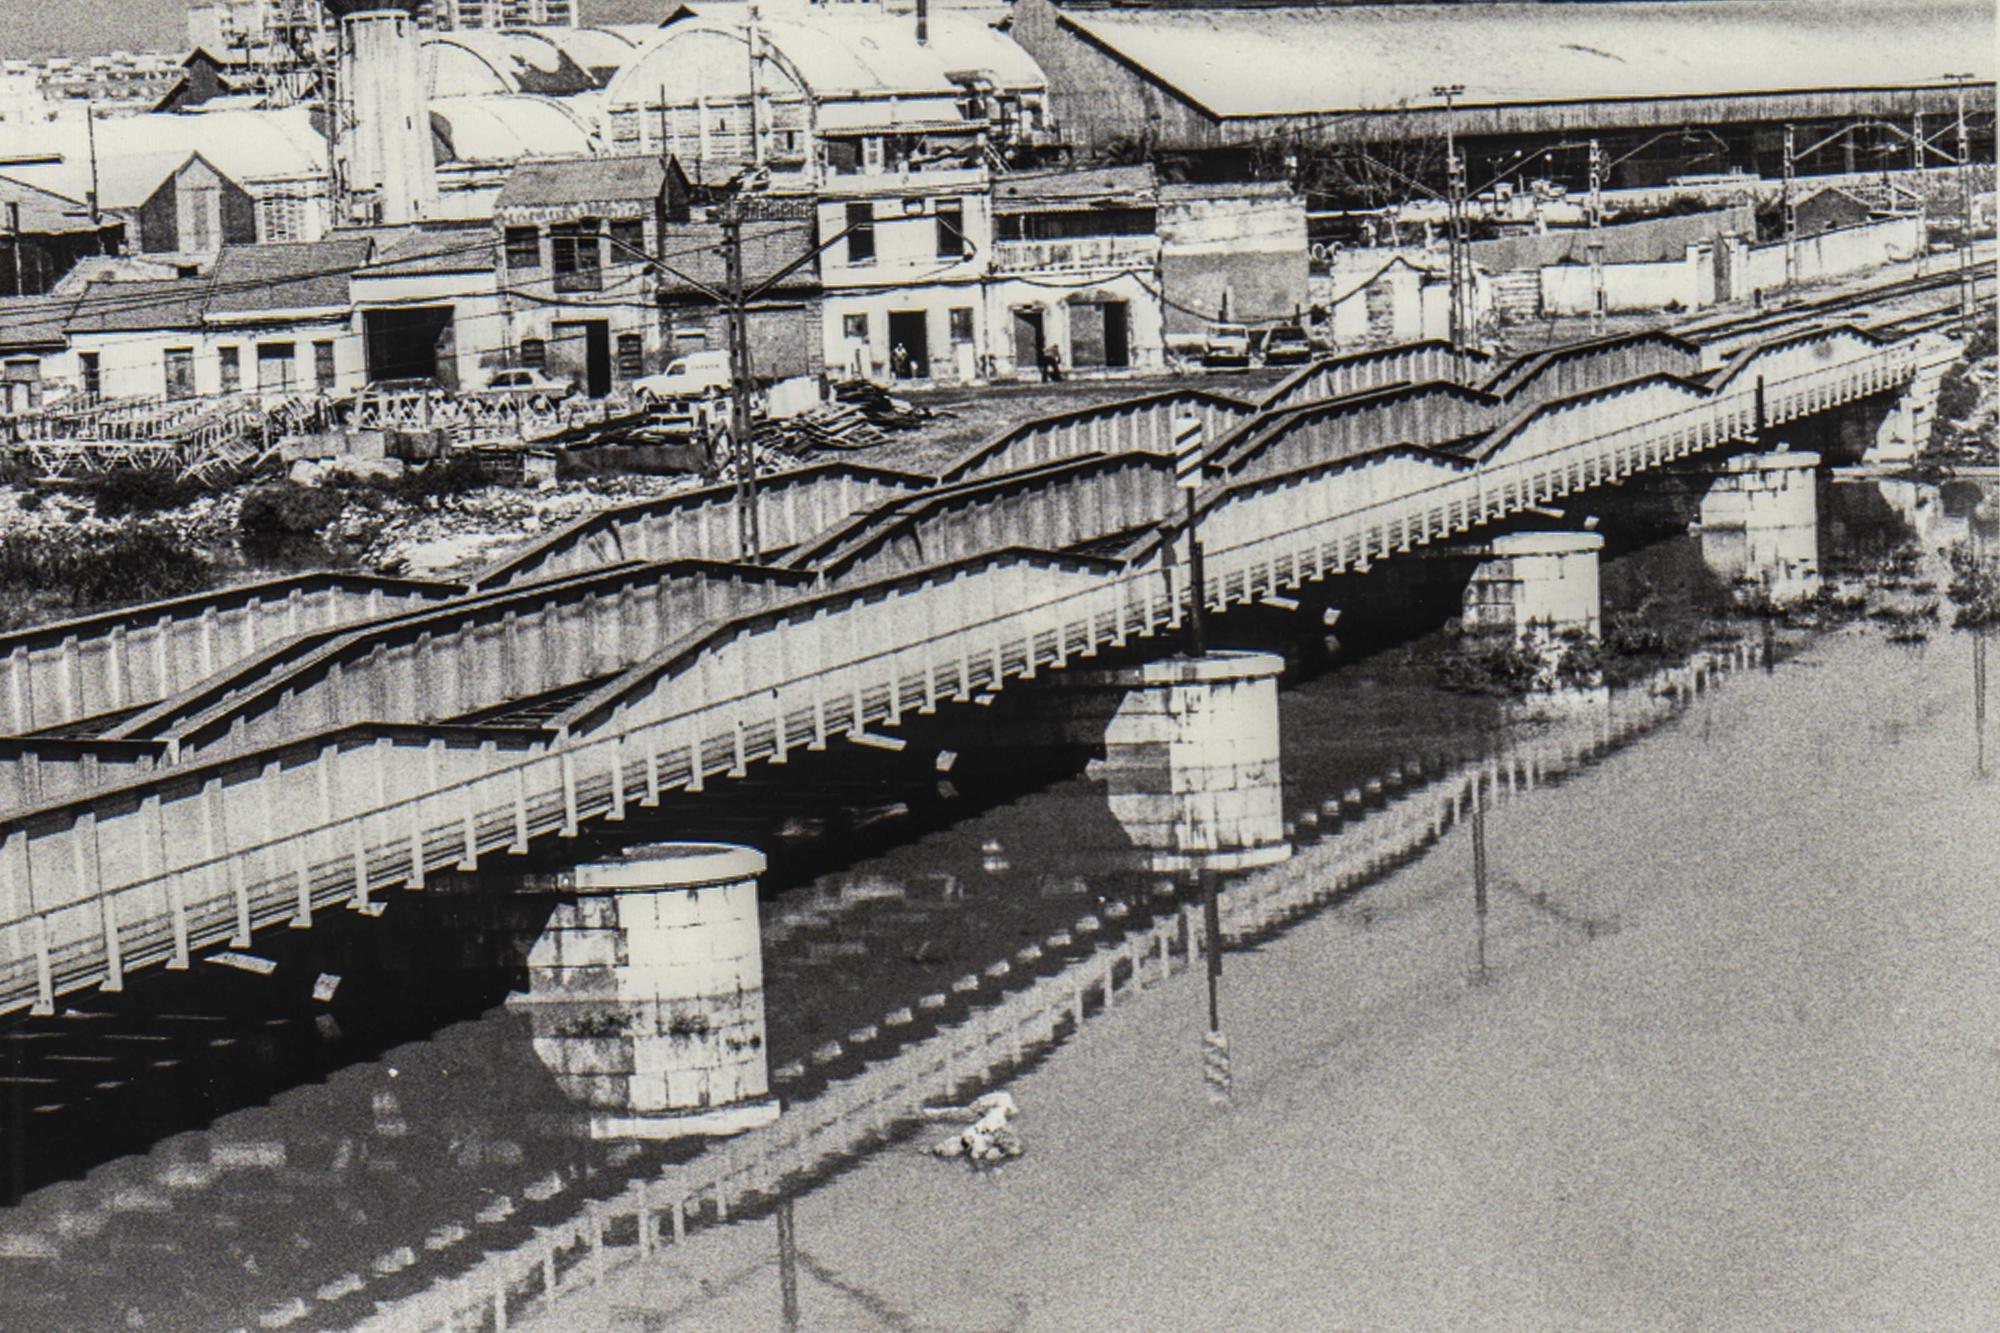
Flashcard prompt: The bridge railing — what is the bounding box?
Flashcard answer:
[152,560,814,764]
[471,463,933,590]
[942,389,1256,484]
[0,545,1159,1016]
[798,454,1179,583]
[0,319,1932,1017]
[0,572,466,738]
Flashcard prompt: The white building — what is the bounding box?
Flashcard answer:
[817,167,992,383]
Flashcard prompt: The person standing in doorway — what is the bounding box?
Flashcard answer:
[891,342,912,380]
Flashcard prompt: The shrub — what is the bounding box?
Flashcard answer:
[84,466,205,518]
[237,482,346,555]
[0,523,212,628]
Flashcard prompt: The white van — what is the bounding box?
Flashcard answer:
[634,350,732,402]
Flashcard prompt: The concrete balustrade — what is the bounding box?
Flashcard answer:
[472,462,932,591]
[796,454,1180,585]
[511,843,778,1141]
[1463,532,1605,641]
[1699,449,1823,605]
[943,388,1255,483]
[0,572,463,737]
[125,559,812,763]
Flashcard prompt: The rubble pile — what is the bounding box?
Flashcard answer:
[752,402,891,457]
[832,379,939,431]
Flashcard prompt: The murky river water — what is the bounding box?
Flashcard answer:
[1,478,1995,1332]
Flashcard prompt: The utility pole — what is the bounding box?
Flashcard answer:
[1173,412,1208,656]
[1946,73,1976,340]
[1587,138,1606,335]
[1913,107,1927,272]
[1781,123,1798,293]
[721,192,760,558]
[1433,84,1469,349]
[3,202,19,299]
[84,107,101,228]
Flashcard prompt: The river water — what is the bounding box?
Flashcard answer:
[1,478,1995,1332]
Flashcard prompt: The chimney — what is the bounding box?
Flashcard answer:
[335,3,437,225]
[916,0,929,46]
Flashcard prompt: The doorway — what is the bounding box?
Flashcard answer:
[363,305,455,386]
[887,310,929,380]
[1012,307,1044,375]
[552,319,612,397]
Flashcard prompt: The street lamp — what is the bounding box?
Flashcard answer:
[1432,84,1469,349]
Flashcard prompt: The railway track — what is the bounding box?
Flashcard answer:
[1681,259,1996,344]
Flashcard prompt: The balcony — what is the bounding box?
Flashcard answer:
[990,234,1159,276]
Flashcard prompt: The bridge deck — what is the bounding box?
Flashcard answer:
[0,308,1964,1017]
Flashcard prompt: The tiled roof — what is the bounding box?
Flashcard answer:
[65,279,209,334]
[0,176,102,236]
[496,155,670,211]
[206,238,375,315]
[0,293,78,350]
[993,164,1157,213]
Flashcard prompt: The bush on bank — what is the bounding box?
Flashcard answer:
[0,523,213,631]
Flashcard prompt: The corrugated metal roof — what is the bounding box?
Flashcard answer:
[606,8,1044,110]
[992,163,1157,212]
[496,155,669,211]
[424,31,599,99]
[430,95,597,165]
[349,225,500,277]
[1058,0,1995,119]
[0,107,326,205]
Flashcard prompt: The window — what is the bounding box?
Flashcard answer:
[520,338,547,370]
[163,347,195,398]
[617,333,644,379]
[504,226,540,270]
[844,203,875,264]
[313,340,336,391]
[257,343,295,393]
[948,307,974,345]
[217,346,239,394]
[79,352,100,399]
[550,219,602,291]
[842,313,868,341]
[936,201,968,259]
[610,108,641,147]
[608,217,646,264]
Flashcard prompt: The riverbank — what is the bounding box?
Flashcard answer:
[522,625,2000,1332]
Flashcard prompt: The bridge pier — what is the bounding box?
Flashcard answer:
[509,843,779,1141]
[1461,532,1604,643]
[975,651,1292,872]
[1698,450,1822,606]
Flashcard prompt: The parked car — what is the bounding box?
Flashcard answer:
[482,368,572,399]
[1201,323,1252,368]
[634,350,733,402]
[1259,324,1313,366]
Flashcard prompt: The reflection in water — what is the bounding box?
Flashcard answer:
[1471,777,1490,986]
[1976,632,1989,779]
[1698,451,1822,605]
